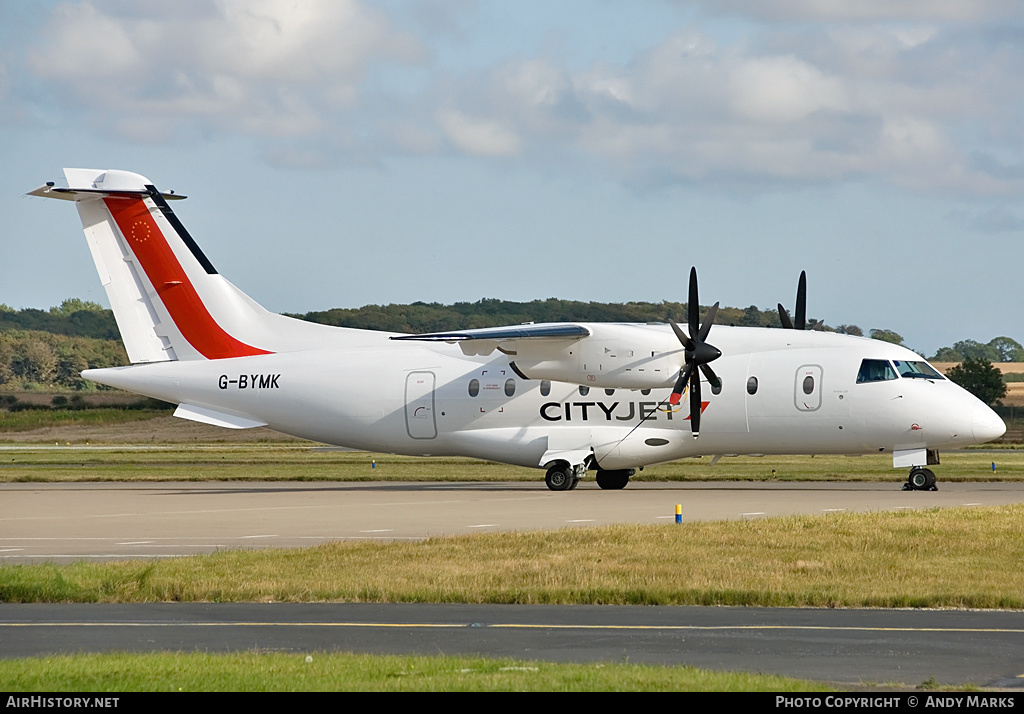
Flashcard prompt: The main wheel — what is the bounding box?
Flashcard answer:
[923,468,937,490]
[595,469,631,490]
[545,464,574,491]
[908,468,936,491]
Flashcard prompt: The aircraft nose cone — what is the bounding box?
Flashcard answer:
[973,403,1006,443]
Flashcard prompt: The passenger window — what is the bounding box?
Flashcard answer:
[605,389,615,396]
[747,376,758,395]
[641,388,651,396]
[579,385,590,396]
[711,379,723,396]
[856,359,897,384]
[504,379,516,397]
[468,379,480,397]
[803,375,814,394]
[540,380,551,396]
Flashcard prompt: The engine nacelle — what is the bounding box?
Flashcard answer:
[509,323,683,389]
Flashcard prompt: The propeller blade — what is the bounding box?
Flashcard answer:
[699,363,721,390]
[778,304,794,330]
[668,318,693,351]
[697,301,719,342]
[795,270,806,331]
[668,363,693,406]
[689,369,702,437]
[688,267,700,338]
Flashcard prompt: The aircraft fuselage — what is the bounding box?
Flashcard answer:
[85,324,999,472]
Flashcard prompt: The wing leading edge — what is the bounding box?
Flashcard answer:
[390,323,590,342]
[390,323,590,358]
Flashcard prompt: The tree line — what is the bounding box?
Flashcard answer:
[0,329,127,390]
[0,299,120,340]
[0,300,127,390]
[930,337,1024,363]
[289,298,841,334]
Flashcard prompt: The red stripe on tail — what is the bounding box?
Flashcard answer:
[105,196,271,360]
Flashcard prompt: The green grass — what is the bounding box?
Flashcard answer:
[0,408,168,432]
[0,447,1021,483]
[3,506,1023,608]
[0,651,831,692]
[0,447,532,482]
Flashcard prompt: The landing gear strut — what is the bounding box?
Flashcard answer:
[902,467,937,491]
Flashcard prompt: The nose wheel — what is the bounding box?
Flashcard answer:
[902,467,937,491]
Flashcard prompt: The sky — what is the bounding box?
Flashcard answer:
[1,0,1022,356]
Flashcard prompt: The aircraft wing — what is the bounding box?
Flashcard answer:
[390,323,590,356]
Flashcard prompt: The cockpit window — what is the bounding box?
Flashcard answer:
[857,359,897,384]
[893,360,944,380]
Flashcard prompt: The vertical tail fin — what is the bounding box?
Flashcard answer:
[30,169,271,363]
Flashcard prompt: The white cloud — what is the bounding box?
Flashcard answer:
[19,2,1024,195]
[200,0,410,83]
[437,110,521,156]
[27,0,425,145]
[729,55,847,122]
[430,23,1024,194]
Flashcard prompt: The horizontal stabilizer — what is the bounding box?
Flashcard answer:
[28,184,186,201]
[174,403,268,430]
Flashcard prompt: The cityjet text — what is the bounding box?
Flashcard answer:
[540,400,704,422]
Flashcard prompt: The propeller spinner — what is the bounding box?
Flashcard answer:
[667,267,722,439]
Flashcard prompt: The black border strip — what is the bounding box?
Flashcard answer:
[145,185,218,275]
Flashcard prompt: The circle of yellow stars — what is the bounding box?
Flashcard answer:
[131,220,151,244]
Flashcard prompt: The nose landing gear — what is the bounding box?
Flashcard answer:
[902,467,937,491]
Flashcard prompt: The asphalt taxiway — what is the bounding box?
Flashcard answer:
[2,480,1024,562]
[1,603,1023,688]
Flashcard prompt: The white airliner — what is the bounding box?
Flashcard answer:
[30,169,1005,491]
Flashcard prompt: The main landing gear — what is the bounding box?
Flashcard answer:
[545,463,582,491]
[544,463,637,491]
[902,467,937,491]
[595,469,634,490]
